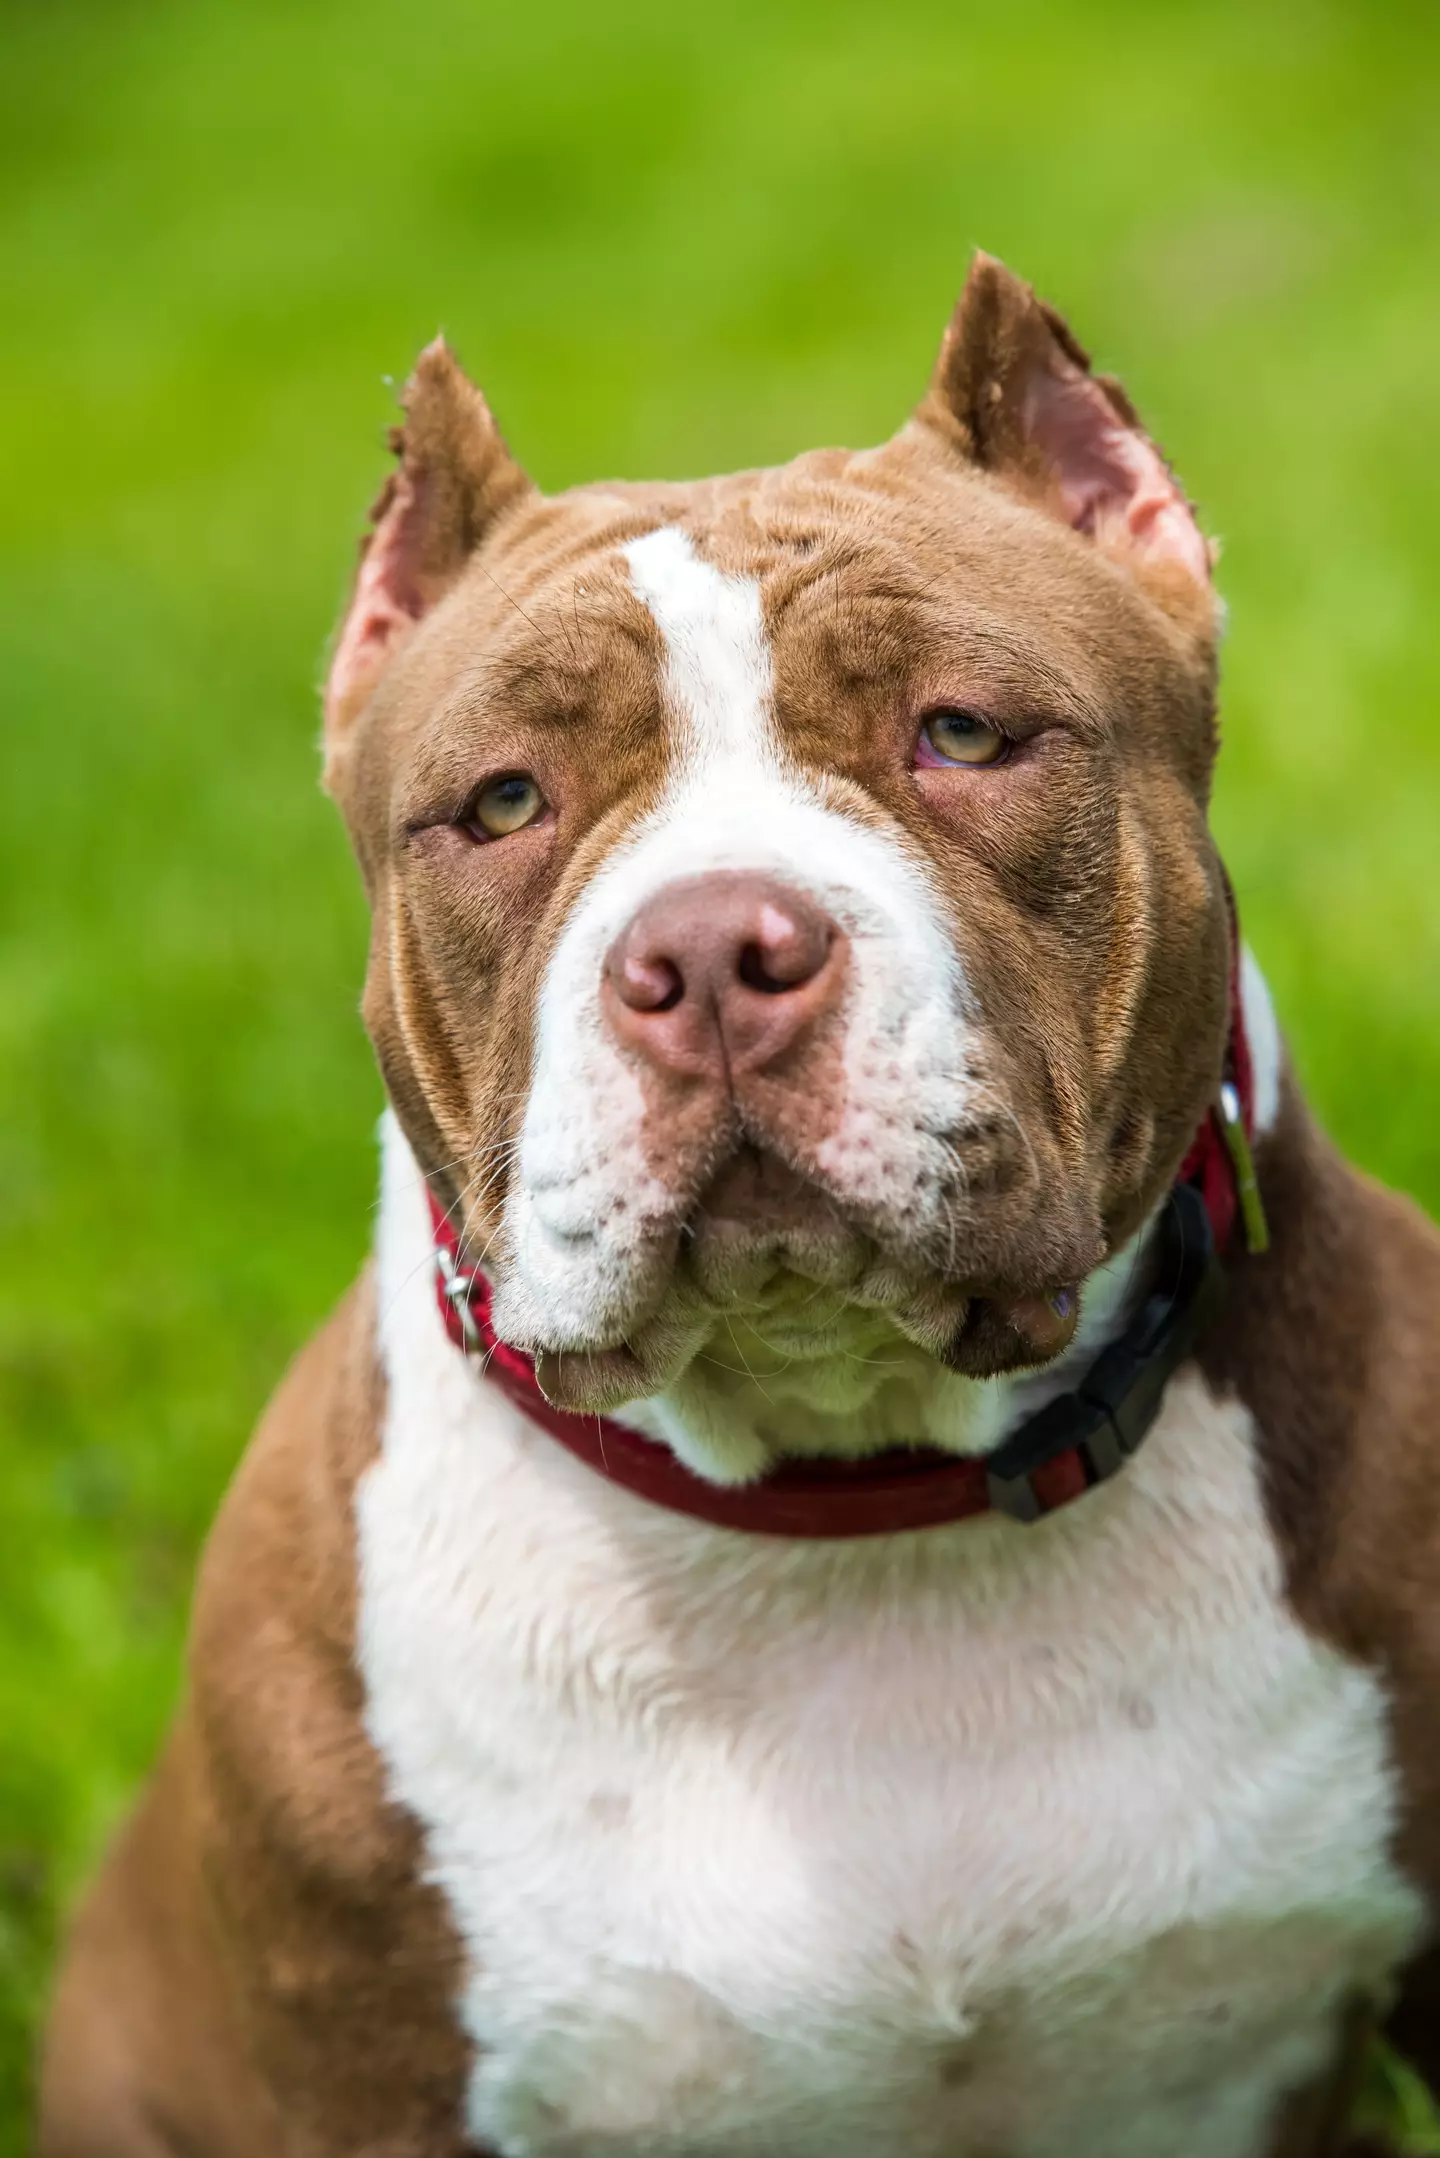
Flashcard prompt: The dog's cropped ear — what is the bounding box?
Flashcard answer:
[323,339,533,771]
[918,253,1212,602]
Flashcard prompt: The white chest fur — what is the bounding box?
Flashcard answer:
[358,1122,1420,2158]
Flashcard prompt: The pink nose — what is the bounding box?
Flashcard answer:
[603,873,845,1081]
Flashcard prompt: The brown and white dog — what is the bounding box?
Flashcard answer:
[40,255,1440,2158]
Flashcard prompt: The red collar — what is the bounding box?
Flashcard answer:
[427,921,1265,1539]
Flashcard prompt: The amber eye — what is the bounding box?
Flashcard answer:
[465,773,546,840]
[920,709,1009,767]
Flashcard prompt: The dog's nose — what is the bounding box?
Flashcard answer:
[603,873,845,1081]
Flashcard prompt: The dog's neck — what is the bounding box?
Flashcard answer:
[389,952,1283,1491]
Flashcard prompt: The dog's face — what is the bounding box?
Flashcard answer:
[325,256,1228,1479]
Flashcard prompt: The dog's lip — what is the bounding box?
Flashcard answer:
[534,1343,652,1415]
[529,1275,1083,1417]
[986,1285,1081,1361]
[524,1272,1083,1369]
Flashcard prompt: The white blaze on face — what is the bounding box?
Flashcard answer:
[490,526,973,1379]
[625,525,780,777]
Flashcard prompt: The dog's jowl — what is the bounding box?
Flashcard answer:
[40,255,1440,2158]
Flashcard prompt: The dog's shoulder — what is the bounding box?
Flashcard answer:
[193,1266,382,1735]
[184,1267,477,2142]
[1337,1163,1440,1906]
[43,1273,480,2154]
[1201,1071,1440,1593]
[1202,1071,1440,1906]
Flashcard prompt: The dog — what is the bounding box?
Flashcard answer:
[39,253,1440,2158]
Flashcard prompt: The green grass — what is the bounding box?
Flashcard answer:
[2,0,1439,2144]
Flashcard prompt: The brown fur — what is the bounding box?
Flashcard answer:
[1199,1076,1440,2097]
[39,254,1440,2155]
[39,1280,476,2156]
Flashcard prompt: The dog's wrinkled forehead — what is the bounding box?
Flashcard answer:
[623,523,769,766]
[364,439,1201,847]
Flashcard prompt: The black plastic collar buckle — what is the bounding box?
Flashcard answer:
[983,1182,1226,1524]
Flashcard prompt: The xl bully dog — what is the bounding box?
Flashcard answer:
[41,254,1440,2158]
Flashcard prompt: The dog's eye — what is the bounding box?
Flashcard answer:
[919,709,1009,767]
[466,773,546,840]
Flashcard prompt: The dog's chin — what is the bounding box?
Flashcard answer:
[532,1274,1082,1420]
[528,1147,1093,1420]
[530,1195,1086,1426]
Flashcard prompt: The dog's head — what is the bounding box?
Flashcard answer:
[325,254,1229,1481]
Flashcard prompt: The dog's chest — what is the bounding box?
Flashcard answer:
[358,1278,1419,2158]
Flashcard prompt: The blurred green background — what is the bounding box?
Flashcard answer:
[3,0,1439,2145]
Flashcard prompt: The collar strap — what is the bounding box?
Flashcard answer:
[427,912,1264,1539]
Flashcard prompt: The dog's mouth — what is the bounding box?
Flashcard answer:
[533,1142,1088,1419]
[681,1145,893,1306]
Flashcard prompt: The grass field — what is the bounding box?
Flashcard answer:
[3,0,1439,2144]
